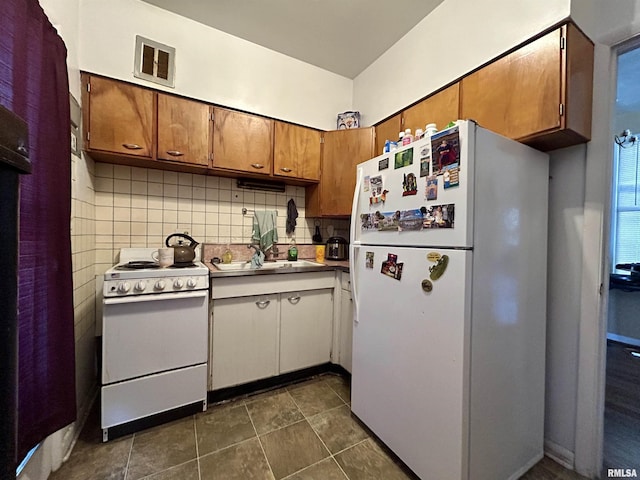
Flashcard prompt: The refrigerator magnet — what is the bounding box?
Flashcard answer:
[378,157,389,170]
[361,213,378,230]
[398,209,423,231]
[394,148,413,169]
[429,255,449,281]
[425,175,438,200]
[443,167,460,189]
[432,127,460,175]
[381,261,403,280]
[421,279,433,292]
[419,144,431,177]
[427,252,442,262]
[423,203,455,229]
[364,175,371,192]
[369,176,386,205]
[402,173,418,196]
[377,211,400,231]
[365,252,374,268]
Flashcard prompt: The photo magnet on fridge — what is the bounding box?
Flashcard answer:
[394,148,413,169]
[365,252,374,268]
[443,167,460,189]
[398,209,423,231]
[425,176,438,200]
[402,173,418,196]
[419,144,432,177]
[378,157,389,170]
[432,127,460,176]
[364,175,370,192]
[377,211,400,231]
[369,176,387,205]
[361,213,378,230]
[422,203,455,229]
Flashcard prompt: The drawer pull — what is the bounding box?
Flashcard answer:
[166,150,184,157]
[251,163,265,169]
[280,167,292,173]
[287,295,301,304]
[255,300,270,308]
[122,143,143,150]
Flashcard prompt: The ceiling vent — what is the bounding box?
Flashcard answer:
[134,35,175,88]
[237,178,286,193]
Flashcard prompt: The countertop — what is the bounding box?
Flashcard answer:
[207,259,349,278]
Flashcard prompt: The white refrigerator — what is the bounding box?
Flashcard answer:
[349,120,549,480]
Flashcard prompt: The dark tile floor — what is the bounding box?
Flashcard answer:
[50,374,587,480]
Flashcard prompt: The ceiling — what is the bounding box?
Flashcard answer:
[141,0,445,79]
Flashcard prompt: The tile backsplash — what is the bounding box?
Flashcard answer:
[94,163,349,273]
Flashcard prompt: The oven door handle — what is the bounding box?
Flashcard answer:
[104,290,208,305]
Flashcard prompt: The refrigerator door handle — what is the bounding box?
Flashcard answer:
[350,246,359,323]
[350,167,363,245]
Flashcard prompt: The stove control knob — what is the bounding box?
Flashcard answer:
[174,279,184,289]
[134,280,147,292]
[117,281,131,294]
[155,280,166,291]
[186,278,197,289]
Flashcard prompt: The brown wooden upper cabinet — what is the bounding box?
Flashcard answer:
[274,122,321,182]
[212,107,274,175]
[157,94,211,167]
[83,75,155,158]
[306,127,374,217]
[403,83,460,136]
[461,24,593,150]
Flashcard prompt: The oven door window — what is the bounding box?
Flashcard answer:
[102,290,208,384]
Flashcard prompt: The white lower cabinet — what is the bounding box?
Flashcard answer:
[280,289,333,374]
[210,272,335,390]
[211,294,278,390]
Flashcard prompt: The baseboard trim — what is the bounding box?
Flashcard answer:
[208,363,350,404]
[544,438,575,470]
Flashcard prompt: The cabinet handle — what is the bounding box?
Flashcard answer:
[287,295,301,304]
[280,167,292,173]
[166,150,184,157]
[255,299,270,308]
[122,143,143,150]
[250,163,265,169]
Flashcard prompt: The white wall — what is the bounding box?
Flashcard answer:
[544,145,586,462]
[353,0,570,126]
[78,0,353,131]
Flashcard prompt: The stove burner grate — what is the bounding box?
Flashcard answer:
[116,261,160,270]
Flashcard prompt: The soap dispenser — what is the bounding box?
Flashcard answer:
[287,240,298,261]
[222,245,233,264]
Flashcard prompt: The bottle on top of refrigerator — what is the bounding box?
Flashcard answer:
[402,129,413,145]
[425,123,438,137]
[415,128,424,140]
[398,131,405,145]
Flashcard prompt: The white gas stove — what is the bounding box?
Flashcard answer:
[103,248,209,296]
[101,247,209,441]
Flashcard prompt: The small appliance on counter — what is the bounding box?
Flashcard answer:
[325,236,348,260]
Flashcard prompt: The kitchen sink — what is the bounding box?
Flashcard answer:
[213,259,325,271]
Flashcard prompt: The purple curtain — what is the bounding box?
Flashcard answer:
[0,0,76,461]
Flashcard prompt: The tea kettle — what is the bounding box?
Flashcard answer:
[165,233,199,265]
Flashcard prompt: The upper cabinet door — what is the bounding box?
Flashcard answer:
[212,107,273,175]
[320,127,374,217]
[274,122,321,181]
[460,29,562,141]
[86,76,155,157]
[157,94,211,166]
[374,113,402,157]
[402,83,460,134]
